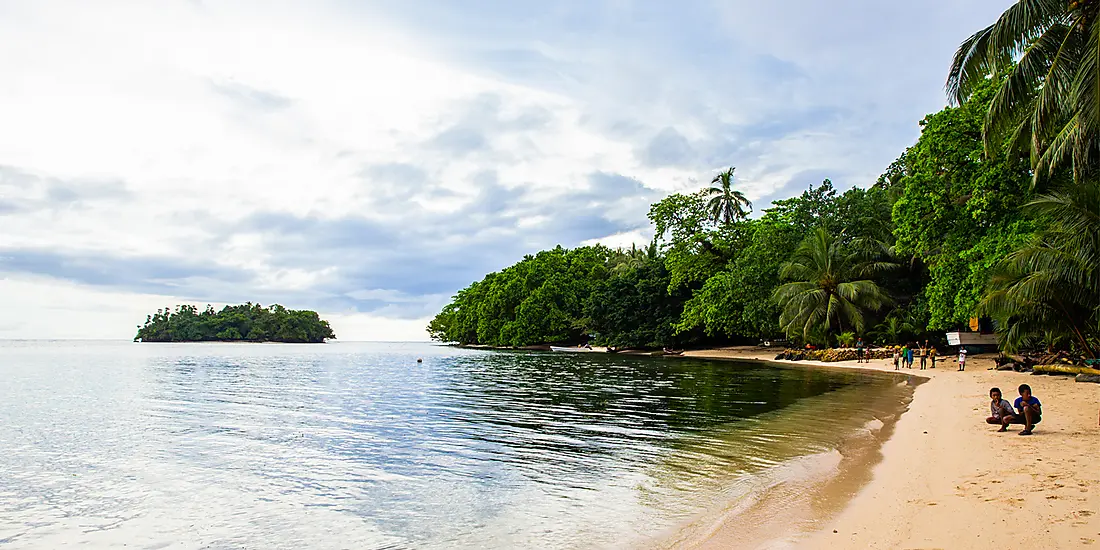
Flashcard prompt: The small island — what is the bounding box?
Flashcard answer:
[134,303,336,343]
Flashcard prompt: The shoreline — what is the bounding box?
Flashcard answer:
[644,366,919,550]
[681,347,1100,549]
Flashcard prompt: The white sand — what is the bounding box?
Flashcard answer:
[680,347,1100,549]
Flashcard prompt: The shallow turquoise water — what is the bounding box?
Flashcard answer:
[0,341,909,549]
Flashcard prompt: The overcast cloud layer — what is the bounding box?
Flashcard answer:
[0,1,1012,340]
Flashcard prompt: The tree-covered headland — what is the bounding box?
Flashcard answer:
[135,303,336,343]
[430,1,1100,361]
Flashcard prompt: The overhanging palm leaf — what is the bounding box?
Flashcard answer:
[980,180,1100,355]
[948,0,1100,182]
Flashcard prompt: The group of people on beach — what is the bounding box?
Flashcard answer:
[986,384,1042,436]
[855,338,968,372]
[889,340,957,371]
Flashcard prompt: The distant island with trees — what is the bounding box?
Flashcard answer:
[135,303,336,343]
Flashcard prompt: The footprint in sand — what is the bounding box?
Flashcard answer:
[1079,510,1095,517]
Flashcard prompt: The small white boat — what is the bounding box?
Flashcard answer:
[550,346,608,353]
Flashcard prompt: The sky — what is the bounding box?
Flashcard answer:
[0,0,1013,341]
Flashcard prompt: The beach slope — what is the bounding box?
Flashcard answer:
[683,348,1100,549]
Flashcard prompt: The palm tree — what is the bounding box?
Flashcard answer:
[609,243,649,275]
[947,0,1100,182]
[980,180,1100,356]
[871,313,917,345]
[704,167,752,225]
[773,228,893,343]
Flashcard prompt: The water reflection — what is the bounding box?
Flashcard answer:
[0,342,909,549]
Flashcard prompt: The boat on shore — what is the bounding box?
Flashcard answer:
[550,346,610,353]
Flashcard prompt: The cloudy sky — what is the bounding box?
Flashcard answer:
[0,1,1010,340]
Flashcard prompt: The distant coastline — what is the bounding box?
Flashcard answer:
[134,303,336,344]
[453,343,675,357]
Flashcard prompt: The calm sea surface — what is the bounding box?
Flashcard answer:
[0,341,912,549]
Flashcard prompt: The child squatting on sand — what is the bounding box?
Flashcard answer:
[986,384,1042,435]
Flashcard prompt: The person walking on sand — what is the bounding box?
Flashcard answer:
[893,347,900,370]
[930,345,937,368]
[900,344,909,368]
[855,337,865,364]
[986,387,1015,428]
[906,344,915,369]
[1001,384,1042,435]
[957,347,967,371]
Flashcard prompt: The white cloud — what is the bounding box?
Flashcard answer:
[0,0,1015,339]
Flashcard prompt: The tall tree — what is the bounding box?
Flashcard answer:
[675,217,797,339]
[586,260,689,349]
[892,77,1033,330]
[947,0,1100,182]
[648,191,737,291]
[767,179,839,235]
[704,167,753,225]
[981,181,1100,357]
[773,228,893,343]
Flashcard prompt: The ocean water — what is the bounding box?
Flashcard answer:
[0,341,914,549]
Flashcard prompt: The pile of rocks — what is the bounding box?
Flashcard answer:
[774,347,894,362]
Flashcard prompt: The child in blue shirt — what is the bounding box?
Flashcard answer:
[999,383,1042,435]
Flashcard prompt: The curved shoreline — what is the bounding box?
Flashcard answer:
[681,347,1100,549]
[648,350,923,548]
[648,378,918,549]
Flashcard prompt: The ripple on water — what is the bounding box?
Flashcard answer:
[0,341,912,549]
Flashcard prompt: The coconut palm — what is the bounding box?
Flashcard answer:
[980,180,1100,356]
[773,228,893,342]
[871,313,917,345]
[609,243,649,275]
[704,167,752,225]
[947,0,1100,182]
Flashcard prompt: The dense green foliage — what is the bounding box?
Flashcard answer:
[773,228,894,341]
[430,8,1100,359]
[948,0,1100,182]
[135,303,336,343]
[428,245,687,348]
[886,78,1034,330]
[981,181,1100,357]
[430,179,909,349]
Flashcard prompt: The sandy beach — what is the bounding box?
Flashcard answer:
[681,347,1100,549]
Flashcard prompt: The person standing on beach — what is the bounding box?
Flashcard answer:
[930,345,937,368]
[907,344,915,369]
[919,340,929,370]
[957,347,967,371]
[893,348,900,370]
[856,337,865,363]
[901,344,909,369]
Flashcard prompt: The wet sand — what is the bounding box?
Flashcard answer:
[681,347,1100,549]
[643,369,918,549]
